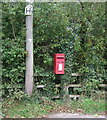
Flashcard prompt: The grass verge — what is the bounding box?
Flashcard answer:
[70,97,106,115]
[2,97,106,118]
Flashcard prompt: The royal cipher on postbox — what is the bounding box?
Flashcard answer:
[54,54,65,74]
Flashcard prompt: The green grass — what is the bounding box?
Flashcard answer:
[70,98,106,114]
[3,97,106,118]
[4,100,51,118]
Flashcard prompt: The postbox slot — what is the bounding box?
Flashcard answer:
[57,56,64,58]
[58,61,63,63]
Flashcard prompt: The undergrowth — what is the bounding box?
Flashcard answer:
[2,95,106,118]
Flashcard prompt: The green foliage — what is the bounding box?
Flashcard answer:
[61,3,106,91]
[33,3,70,75]
[2,2,26,97]
[2,2,106,98]
[2,37,26,97]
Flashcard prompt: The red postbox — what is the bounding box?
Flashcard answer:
[54,53,65,74]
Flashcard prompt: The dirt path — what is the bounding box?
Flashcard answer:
[45,112,106,118]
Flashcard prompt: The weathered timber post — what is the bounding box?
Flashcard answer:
[60,76,70,102]
[25,0,33,95]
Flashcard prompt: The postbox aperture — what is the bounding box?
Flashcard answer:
[54,54,65,74]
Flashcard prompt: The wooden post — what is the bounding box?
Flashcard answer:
[60,75,70,102]
[25,0,33,96]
